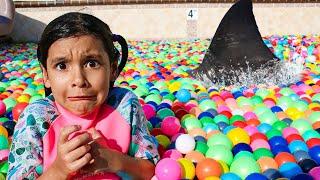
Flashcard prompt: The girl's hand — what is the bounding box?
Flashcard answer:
[81,128,122,174]
[51,125,93,179]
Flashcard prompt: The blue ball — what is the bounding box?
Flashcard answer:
[221,172,241,180]
[271,106,283,113]
[288,140,309,153]
[149,117,161,127]
[194,136,207,143]
[175,89,191,103]
[217,122,229,131]
[271,144,290,156]
[298,159,318,173]
[308,145,320,165]
[291,173,314,180]
[262,169,282,180]
[232,143,253,155]
[203,124,219,133]
[245,173,267,180]
[279,162,303,178]
[257,123,272,134]
[293,150,311,162]
[269,136,288,147]
[198,111,214,119]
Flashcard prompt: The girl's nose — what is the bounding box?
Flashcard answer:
[71,68,89,88]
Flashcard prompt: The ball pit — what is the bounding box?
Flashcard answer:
[1,35,320,179]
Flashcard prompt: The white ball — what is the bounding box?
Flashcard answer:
[175,134,195,154]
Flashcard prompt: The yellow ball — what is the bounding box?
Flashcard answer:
[155,135,170,148]
[17,95,30,103]
[0,125,8,138]
[178,158,196,180]
[204,176,220,180]
[218,160,229,173]
[285,107,303,120]
[227,127,250,145]
[168,81,181,93]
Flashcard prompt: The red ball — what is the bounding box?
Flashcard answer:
[275,152,296,166]
[306,138,320,148]
[286,134,304,144]
[250,133,268,142]
[12,103,29,120]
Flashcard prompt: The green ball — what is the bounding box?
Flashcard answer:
[163,93,176,101]
[253,148,274,160]
[183,118,202,131]
[0,135,9,150]
[156,108,175,120]
[29,95,44,103]
[291,119,313,135]
[237,97,253,107]
[3,98,17,112]
[259,111,278,125]
[0,173,4,180]
[250,95,263,105]
[0,162,8,174]
[213,114,229,124]
[234,151,255,160]
[195,141,208,155]
[302,130,320,141]
[23,88,37,96]
[311,93,320,102]
[255,89,270,99]
[207,133,233,150]
[199,99,216,111]
[205,145,233,165]
[0,118,8,123]
[230,115,245,124]
[280,88,295,96]
[200,117,214,127]
[272,120,288,132]
[308,111,320,123]
[230,156,261,179]
[266,129,282,139]
[145,94,162,104]
[254,105,270,116]
[277,96,293,109]
[293,101,309,112]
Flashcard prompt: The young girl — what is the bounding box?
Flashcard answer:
[7,12,159,180]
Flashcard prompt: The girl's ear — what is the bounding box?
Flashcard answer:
[40,64,51,88]
[110,61,118,82]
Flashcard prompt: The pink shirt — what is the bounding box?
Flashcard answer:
[42,102,131,179]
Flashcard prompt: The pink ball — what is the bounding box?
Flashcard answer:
[282,127,299,138]
[155,158,181,180]
[0,101,6,116]
[0,149,9,161]
[162,149,183,160]
[244,125,259,136]
[143,104,156,120]
[243,112,257,120]
[250,139,271,151]
[217,105,231,113]
[309,166,320,180]
[161,116,181,136]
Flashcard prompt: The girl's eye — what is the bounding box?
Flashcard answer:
[86,59,100,68]
[56,62,67,70]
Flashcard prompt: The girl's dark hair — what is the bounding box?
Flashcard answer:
[37,12,128,96]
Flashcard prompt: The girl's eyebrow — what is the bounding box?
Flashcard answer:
[50,57,68,65]
[82,54,103,59]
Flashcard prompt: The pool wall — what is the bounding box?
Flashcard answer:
[11,3,320,42]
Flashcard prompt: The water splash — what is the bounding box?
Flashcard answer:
[190,59,304,89]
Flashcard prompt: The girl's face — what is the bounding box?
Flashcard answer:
[42,35,117,116]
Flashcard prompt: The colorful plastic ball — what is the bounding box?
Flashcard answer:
[308,145,320,165]
[2,97,16,112]
[142,104,156,120]
[0,173,4,180]
[245,173,267,180]
[162,149,183,160]
[0,101,6,116]
[12,102,28,120]
[220,172,241,180]
[291,173,314,180]
[262,168,282,180]
[293,150,311,162]
[199,100,217,111]
[0,126,8,138]
[298,158,318,173]
[279,162,303,178]
[207,133,232,150]
[227,127,250,145]
[155,158,181,180]
[206,145,233,165]
[0,135,8,150]
[2,121,15,136]
[253,148,274,160]
[175,134,195,154]
[233,151,255,160]
[288,140,309,153]
[178,158,195,179]
[275,152,296,166]
[195,141,209,155]
[155,135,171,148]
[257,123,272,134]
[232,143,253,155]
[185,150,205,163]
[175,89,191,103]
[309,166,320,180]
[271,144,290,156]
[268,136,288,147]
[229,156,261,179]
[161,116,181,136]
[257,157,279,172]
[302,130,320,141]
[306,138,320,148]
[196,158,222,179]
[290,119,313,135]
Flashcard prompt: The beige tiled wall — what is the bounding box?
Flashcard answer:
[11,3,320,42]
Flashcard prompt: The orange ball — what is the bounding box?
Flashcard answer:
[188,128,207,137]
[196,158,222,180]
[185,151,205,164]
[257,157,279,172]
[274,152,296,166]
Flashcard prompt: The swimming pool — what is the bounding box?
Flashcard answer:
[0,34,319,179]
